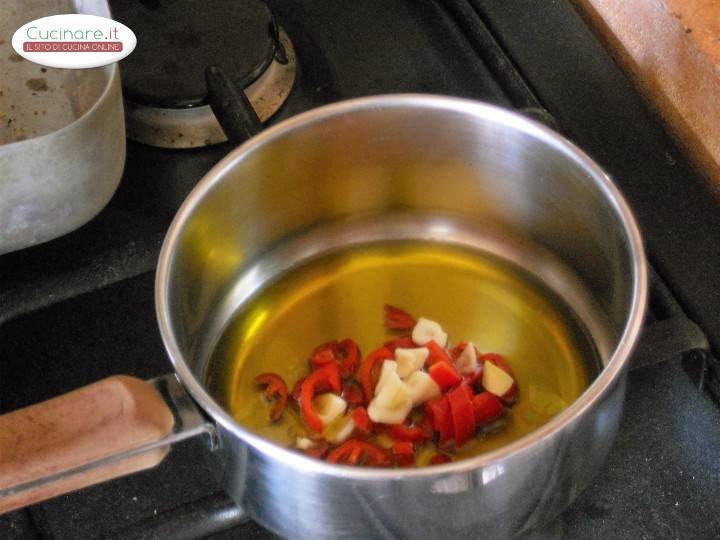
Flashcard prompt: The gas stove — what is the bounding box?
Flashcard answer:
[2,1,720,538]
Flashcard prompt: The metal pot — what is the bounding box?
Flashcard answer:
[0,0,125,255]
[0,95,647,539]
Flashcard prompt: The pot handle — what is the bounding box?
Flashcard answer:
[0,373,213,514]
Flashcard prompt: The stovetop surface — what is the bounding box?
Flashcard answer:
[2,0,720,538]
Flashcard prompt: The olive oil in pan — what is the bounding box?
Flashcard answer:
[207,241,597,459]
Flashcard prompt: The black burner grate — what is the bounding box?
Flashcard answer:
[111,0,277,108]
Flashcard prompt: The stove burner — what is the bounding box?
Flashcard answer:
[124,29,296,148]
[112,0,277,108]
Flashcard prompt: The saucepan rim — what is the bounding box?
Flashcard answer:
[155,94,648,479]
[0,64,117,150]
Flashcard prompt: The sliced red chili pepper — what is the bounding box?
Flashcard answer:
[300,388,324,432]
[310,339,361,378]
[449,341,468,361]
[337,338,361,378]
[300,364,342,432]
[393,441,415,453]
[481,353,519,404]
[426,340,453,366]
[254,373,289,422]
[392,441,415,467]
[384,304,417,331]
[343,380,365,406]
[429,453,452,465]
[303,441,329,459]
[383,335,416,353]
[425,395,454,445]
[254,373,286,396]
[448,383,476,446]
[310,348,336,368]
[357,346,393,402]
[327,439,391,467]
[351,407,372,434]
[316,362,342,393]
[348,443,364,465]
[472,391,504,425]
[389,420,432,443]
[429,360,462,391]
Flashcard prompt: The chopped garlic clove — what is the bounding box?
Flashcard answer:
[405,370,441,406]
[312,393,348,426]
[395,347,429,378]
[296,437,316,450]
[375,360,398,395]
[455,342,478,374]
[482,361,514,397]
[324,416,357,444]
[368,399,413,425]
[372,371,408,409]
[411,317,448,347]
[368,371,413,424]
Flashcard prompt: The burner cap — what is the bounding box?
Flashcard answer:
[113,0,277,108]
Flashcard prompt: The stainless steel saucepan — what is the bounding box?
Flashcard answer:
[0,0,125,255]
[0,95,647,539]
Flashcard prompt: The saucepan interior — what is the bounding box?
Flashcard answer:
[156,95,646,472]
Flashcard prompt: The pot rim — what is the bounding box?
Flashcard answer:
[0,63,117,151]
[155,94,648,479]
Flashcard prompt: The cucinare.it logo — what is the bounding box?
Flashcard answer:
[12,14,136,69]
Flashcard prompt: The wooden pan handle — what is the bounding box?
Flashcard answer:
[0,375,175,514]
